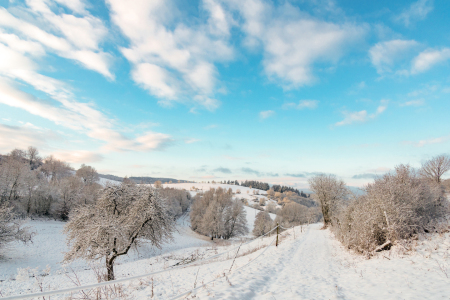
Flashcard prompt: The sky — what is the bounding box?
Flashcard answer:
[0,0,449,189]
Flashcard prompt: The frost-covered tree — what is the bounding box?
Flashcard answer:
[0,204,32,252]
[76,164,99,185]
[40,156,73,182]
[64,183,175,280]
[420,154,450,184]
[190,188,248,239]
[308,174,348,227]
[253,211,272,236]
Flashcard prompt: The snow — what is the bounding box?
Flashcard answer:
[2,221,450,299]
[97,177,121,186]
[2,182,450,299]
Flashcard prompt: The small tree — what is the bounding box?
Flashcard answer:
[0,204,33,251]
[154,180,162,188]
[259,198,266,206]
[420,154,450,184]
[64,183,174,280]
[76,164,99,185]
[308,174,348,227]
[253,211,272,236]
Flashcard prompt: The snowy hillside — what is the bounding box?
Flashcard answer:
[163,182,281,211]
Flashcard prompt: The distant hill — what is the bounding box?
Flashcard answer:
[98,174,191,184]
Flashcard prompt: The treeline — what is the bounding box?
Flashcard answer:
[0,147,100,220]
[238,180,308,197]
[309,154,450,254]
[0,146,191,221]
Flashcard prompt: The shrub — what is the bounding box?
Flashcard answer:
[333,165,448,254]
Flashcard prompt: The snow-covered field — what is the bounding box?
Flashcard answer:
[2,222,450,299]
[2,182,449,299]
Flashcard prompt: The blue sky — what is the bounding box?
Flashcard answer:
[0,0,449,188]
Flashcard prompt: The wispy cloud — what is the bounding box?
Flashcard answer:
[369,39,419,74]
[352,173,378,179]
[0,123,60,152]
[335,101,388,126]
[395,0,434,27]
[241,167,261,176]
[411,48,450,74]
[0,1,113,79]
[107,0,234,110]
[259,110,275,119]
[0,77,173,153]
[204,124,218,130]
[283,100,319,110]
[227,1,366,88]
[213,167,232,174]
[52,150,104,163]
[185,138,201,144]
[285,173,306,178]
[400,99,425,107]
[405,134,450,147]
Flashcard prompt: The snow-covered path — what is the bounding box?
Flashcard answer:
[193,224,450,300]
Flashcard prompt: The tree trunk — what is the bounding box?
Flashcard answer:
[106,255,117,281]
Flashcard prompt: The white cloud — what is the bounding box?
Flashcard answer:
[259,110,275,119]
[400,99,425,107]
[107,0,234,110]
[395,0,434,27]
[407,135,450,147]
[283,100,319,110]
[369,39,419,74]
[228,1,366,88]
[0,2,113,79]
[335,100,388,126]
[298,100,319,109]
[0,78,173,153]
[185,138,201,144]
[411,48,450,74]
[52,150,104,163]
[0,123,59,152]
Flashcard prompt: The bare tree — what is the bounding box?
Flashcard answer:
[26,146,42,170]
[308,174,348,227]
[0,204,33,251]
[420,154,450,184]
[64,183,175,280]
[0,156,29,204]
[40,156,73,182]
[76,164,99,185]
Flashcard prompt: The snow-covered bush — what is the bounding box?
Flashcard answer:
[333,165,448,254]
[274,202,321,227]
[64,183,175,280]
[190,187,248,239]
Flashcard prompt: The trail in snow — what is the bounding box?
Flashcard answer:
[192,224,450,300]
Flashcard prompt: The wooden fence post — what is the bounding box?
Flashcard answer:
[276,223,279,247]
